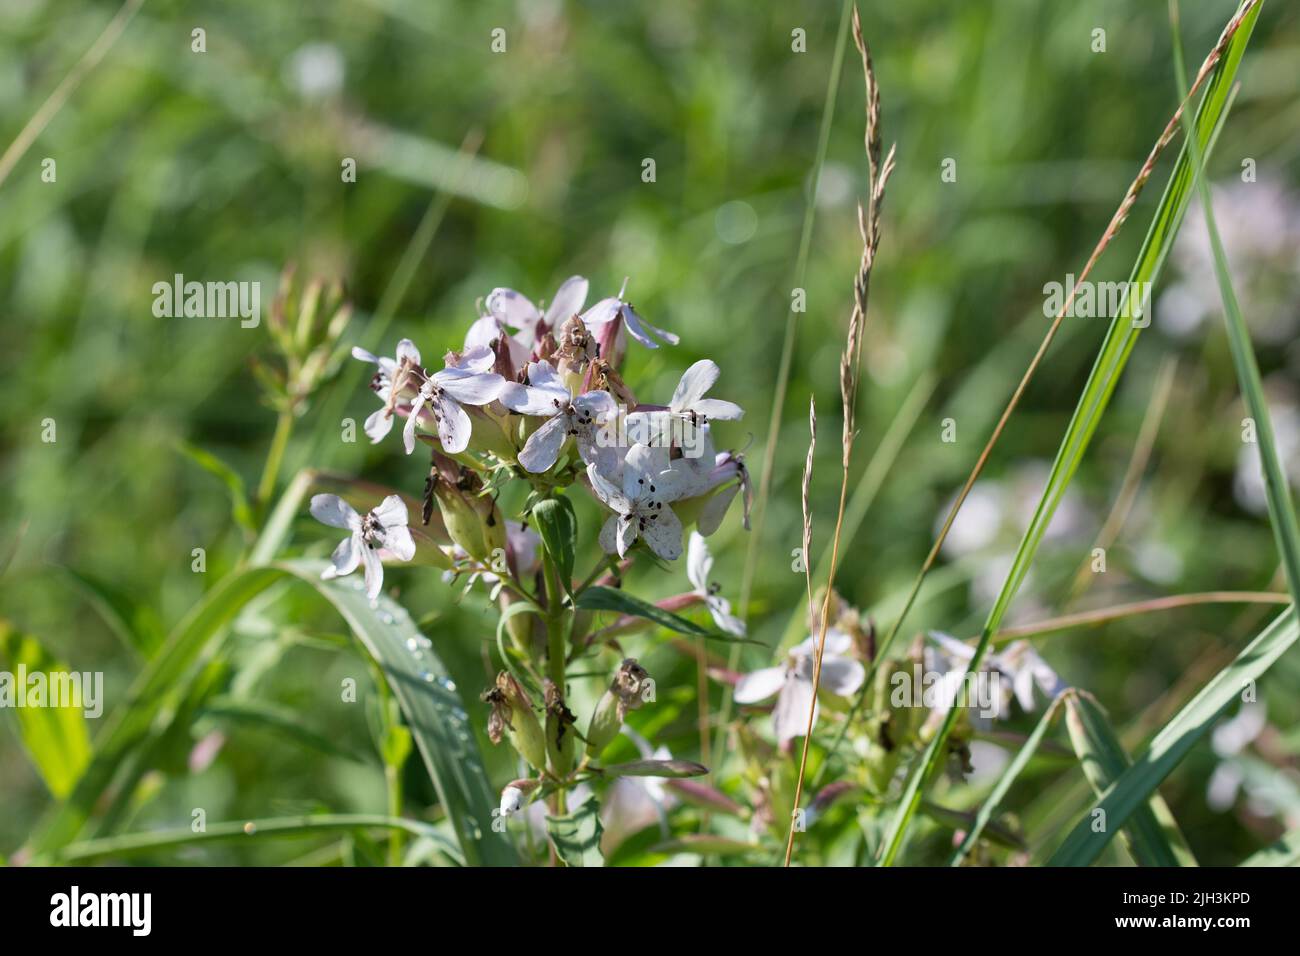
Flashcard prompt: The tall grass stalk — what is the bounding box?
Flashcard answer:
[831,2,1263,781]
[875,0,1263,865]
[785,6,896,866]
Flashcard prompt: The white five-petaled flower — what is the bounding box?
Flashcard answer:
[669,359,744,423]
[588,443,687,561]
[402,347,505,455]
[581,277,679,349]
[927,631,1065,718]
[310,494,416,603]
[499,360,617,472]
[352,338,422,443]
[732,631,865,744]
[686,532,745,636]
[468,275,590,364]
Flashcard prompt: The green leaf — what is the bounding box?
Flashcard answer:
[178,441,257,537]
[950,697,1063,865]
[277,559,515,866]
[597,758,709,779]
[1048,607,1296,866]
[532,495,577,592]
[547,793,604,867]
[576,585,716,638]
[0,626,92,799]
[1063,692,1195,866]
[877,0,1262,866]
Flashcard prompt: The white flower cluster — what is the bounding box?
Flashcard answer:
[311,275,751,610]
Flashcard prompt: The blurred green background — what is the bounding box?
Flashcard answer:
[2,0,1299,864]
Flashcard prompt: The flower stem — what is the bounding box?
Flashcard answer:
[257,410,294,517]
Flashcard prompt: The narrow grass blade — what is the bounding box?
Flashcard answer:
[44,814,461,865]
[1171,0,1300,603]
[1063,691,1196,866]
[877,1,1263,865]
[949,696,1064,865]
[1048,606,1296,866]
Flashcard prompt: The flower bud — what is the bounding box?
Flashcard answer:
[543,679,578,777]
[499,777,539,816]
[430,455,503,563]
[585,659,651,758]
[481,671,547,772]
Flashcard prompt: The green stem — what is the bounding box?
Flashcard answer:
[542,553,567,688]
[385,763,403,867]
[257,410,294,516]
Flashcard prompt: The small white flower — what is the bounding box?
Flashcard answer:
[581,277,679,349]
[499,361,617,472]
[499,785,525,817]
[686,532,744,636]
[588,443,687,560]
[402,347,505,455]
[310,494,416,603]
[352,338,422,443]
[927,632,1064,717]
[733,631,864,744]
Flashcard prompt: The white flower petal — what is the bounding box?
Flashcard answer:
[364,407,394,443]
[380,525,417,562]
[707,595,746,637]
[619,306,660,349]
[310,494,361,531]
[464,315,501,352]
[670,360,720,412]
[371,495,409,529]
[598,514,620,554]
[434,368,504,405]
[518,414,569,472]
[587,460,631,511]
[580,297,621,328]
[733,667,785,704]
[772,678,816,744]
[820,656,865,697]
[361,543,384,602]
[329,532,363,576]
[615,514,638,557]
[641,505,683,561]
[696,482,739,536]
[487,288,540,329]
[686,531,711,593]
[395,339,421,366]
[693,398,744,421]
[543,275,589,325]
[437,397,473,454]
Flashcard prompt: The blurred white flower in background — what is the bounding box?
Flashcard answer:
[1158,177,1300,344]
[285,42,345,100]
